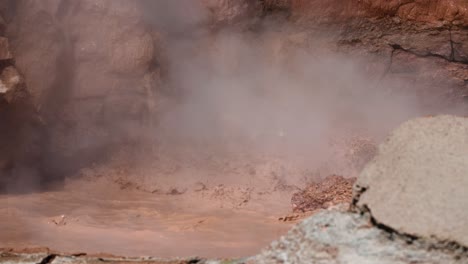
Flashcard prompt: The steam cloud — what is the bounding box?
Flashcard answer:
[133,0,444,188]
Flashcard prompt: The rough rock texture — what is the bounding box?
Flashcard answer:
[0,4,41,191]
[202,0,261,26]
[291,175,355,213]
[251,210,466,264]
[6,0,163,178]
[336,19,468,103]
[259,0,468,110]
[355,115,468,247]
[288,0,468,26]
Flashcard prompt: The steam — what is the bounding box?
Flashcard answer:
[134,1,428,187]
[3,0,464,192]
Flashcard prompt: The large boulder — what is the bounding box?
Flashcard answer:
[355,115,468,246]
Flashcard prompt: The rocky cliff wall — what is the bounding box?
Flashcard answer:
[2,0,163,183]
[0,0,42,191]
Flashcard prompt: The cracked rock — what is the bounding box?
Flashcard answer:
[451,30,468,63]
[384,30,453,61]
[355,115,468,247]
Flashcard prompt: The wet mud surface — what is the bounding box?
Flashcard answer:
[1,179,295,259]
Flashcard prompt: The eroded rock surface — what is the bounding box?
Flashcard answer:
[252,210,466,264]
[256,0,468,110]
[6,0,163,178]
[287,0,468,26]
[0,5,41,191]
[291,175,355,213]
[355,115,468,247]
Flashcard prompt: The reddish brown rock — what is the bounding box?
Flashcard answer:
[291,175,356,213]
[202,0,261,26]
[289,0,468,26]
[6,0,162,177]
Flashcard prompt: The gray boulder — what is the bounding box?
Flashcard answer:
[355,115,468,247]
[252,210,464,264]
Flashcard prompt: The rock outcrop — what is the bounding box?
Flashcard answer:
[0,2,41,191]
[285,0,468,26]
[355,115,468,247]
[6,0,163,179]
[253,210,466,264]
[281,0,468,110]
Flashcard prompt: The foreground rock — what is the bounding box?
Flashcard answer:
[355,115,468,247]
[252,210,466,264]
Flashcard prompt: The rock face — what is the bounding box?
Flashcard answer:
[294,2,468,110]
[6,0,163,178]
[255,0,468,110]
[0,3,41,191]
[355,115,468,247]
[288,0,468,26]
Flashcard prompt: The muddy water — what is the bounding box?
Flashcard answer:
[0,179,294,258]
